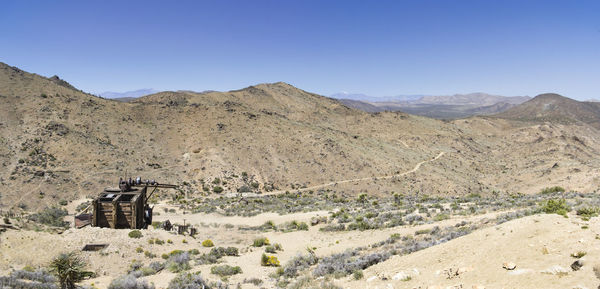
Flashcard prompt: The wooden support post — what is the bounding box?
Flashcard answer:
[111,194,122,229]
[92,199,98,227]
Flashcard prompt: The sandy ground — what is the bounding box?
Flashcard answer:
[341,214,600,289]
[0,207,513,289]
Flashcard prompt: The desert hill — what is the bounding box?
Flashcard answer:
[337,93,530,119]
[495,93,600,129]
[2,62,600,211]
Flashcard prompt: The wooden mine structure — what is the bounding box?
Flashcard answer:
[83,177,177,229]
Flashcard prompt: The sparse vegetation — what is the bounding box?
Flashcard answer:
[540,199,570,217]
[571,251,587,258]
[28,207,69,228]
[49,252,92,289]
[210,265,242,277]
[576,206,599,220]
[261,254,280,266]
[128,230,143,238]
[539,186,566,194]
[253,237,270,247]
[202,239,215,247]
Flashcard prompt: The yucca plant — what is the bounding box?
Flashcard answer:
[49,252,93,289]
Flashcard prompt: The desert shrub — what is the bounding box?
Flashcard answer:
[196,253,220,265]
[168,272,221,289]
[202,239,214,247]
[213,186,224,194]
[313,250,390,277]
[265,246,277,253]
[212,246,239,257]
[243,278,263,286]
[433,213,450,221]
[49,252,92,289]
[353,270,363,280]
[576,206,599,219]
[287,276,340,289]
[59,200,68,206]
[108,274,154,289]
[571,251,587,258]
[144,251,156,258]
[148,261,165,273]
[280,253,318,278]
[210,265,242,277]
[541,199,570,217]
[260,254,280,266]
[539,186,565,194]
[28,207,69,228]
[238,185,252,193]
[0,271,58,289]
[319,224,346,232]
[136,247,144,253]
[128,230,143,239]
[166,252,191,273]
[253,237,270,247]
[10,269,56,283]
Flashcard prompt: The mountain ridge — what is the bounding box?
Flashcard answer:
[2,62,600,211]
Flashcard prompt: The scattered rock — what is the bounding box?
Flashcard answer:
[571,259,585,271]
[502,262,516,270]
[367,276,378,282]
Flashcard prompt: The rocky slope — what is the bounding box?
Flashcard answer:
[1,62,600,211]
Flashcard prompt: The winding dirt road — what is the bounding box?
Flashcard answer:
[239,151,446,197]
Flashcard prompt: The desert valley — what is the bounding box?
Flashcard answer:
[1,61,600,289]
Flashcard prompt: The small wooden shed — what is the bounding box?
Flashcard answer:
[87,178,177,229]
[91,189,146,229]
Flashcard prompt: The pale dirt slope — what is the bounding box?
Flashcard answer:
[342,213,599,289]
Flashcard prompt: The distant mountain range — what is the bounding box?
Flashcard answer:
[330,92,424,102]
[333,92,531,119]
[99,89,159,100]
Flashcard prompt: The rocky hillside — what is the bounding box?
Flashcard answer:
[495,93,600,129]
[2,62,600,211]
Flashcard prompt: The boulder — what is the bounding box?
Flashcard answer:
[502,262,516,270]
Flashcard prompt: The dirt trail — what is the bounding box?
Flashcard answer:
[243,151,446,197]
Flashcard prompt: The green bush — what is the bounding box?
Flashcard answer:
[353,270,363,280]
[210,265,242,276]
[260,254,280,266]
[213,186,224,193]
[253,237,270,247]
[576,206,599,220]
[539,186,565,194]
[128,230,143,238]
[28,207,69,228]
[202,239,214,247]
[433,213,450,221]
[541,199,570,217]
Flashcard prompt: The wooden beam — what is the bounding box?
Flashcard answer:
[111,194,122,229]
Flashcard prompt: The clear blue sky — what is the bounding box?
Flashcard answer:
[1,0,599,99]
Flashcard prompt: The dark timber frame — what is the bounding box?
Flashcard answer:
[90,180,177,229]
